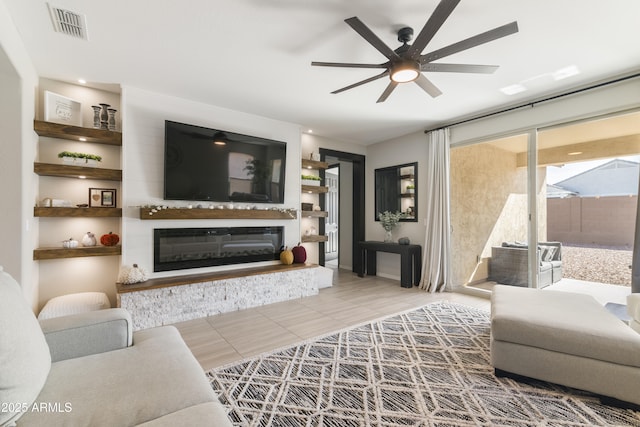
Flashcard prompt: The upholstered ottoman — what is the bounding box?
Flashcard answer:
[490,285,640,407]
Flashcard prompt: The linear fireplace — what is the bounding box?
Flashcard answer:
[153,226,284,272]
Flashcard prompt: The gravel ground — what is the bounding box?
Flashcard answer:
[561,244,633,286]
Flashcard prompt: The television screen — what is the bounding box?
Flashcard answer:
[164,120,286,203]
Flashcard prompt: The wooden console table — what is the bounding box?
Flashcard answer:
[357,241,422,288]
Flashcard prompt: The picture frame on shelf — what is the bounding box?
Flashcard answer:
[89,188,116,208]
[44,91,82,126]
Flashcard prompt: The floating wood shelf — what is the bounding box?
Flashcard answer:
[301,235,328,243]
[301,159,329,170]
[300,210,328,218]
[301,185,328,194]
[33,245,122,260]
[401,193,415,198]
[34,207,122,218]
[34,120,122,145]
[139,207,297,220]
[34,162,122,181]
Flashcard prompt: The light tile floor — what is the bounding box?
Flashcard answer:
[172,268,490,371]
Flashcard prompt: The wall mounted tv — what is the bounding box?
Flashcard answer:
[164,120,287,203]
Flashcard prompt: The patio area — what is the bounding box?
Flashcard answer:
[467,244,633,306]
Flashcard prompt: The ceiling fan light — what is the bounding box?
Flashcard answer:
[390,60,420,83]
[391,68,419,83]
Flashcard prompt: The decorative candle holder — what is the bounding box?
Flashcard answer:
[91,105,101,129]
[99,103,110,130]
[107,108,117,131]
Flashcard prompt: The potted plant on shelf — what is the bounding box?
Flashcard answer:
[406,184,415,194]
[58,151,102,167]
[301,174,322,186]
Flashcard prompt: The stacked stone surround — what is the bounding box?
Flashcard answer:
[117,266,319,331]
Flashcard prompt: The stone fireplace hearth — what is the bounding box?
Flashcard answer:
[117,264,319,330]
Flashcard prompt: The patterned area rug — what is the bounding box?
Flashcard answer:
[208,302,640,426]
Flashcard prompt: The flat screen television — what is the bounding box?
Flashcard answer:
[164,120,287,203]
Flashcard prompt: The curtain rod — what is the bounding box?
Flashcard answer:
[424,72,640,133]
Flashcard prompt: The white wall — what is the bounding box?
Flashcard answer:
[0,0,39,309]
[366,132,427,281]
[122,86,302,278]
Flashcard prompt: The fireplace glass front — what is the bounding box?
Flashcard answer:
[153,226,284,272]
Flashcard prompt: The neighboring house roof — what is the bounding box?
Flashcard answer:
[552,158,639,197]
[546,184,578,198]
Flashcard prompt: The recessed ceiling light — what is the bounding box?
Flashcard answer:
[79,137,87,141]
[308,129,313,133]
[78,79,86,84]
[78,175,86,179]
[500,84,526,96]
[568,151,583,156]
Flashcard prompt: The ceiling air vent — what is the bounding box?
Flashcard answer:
[47,3,88,40]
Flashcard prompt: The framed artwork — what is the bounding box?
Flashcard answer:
[89,188,116,208]
[44,91,82,126]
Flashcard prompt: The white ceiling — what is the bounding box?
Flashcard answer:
[4,0,640,145]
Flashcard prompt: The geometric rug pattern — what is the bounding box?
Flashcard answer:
[208,302,640,426]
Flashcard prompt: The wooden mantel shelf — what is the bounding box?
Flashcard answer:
[139,207,297,220]
[117,263,317,293]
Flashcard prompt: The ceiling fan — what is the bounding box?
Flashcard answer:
[311,0,518,103]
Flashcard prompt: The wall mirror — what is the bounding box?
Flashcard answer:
[375,162,417,222]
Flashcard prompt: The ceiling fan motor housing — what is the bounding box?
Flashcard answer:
[397,27,414,44]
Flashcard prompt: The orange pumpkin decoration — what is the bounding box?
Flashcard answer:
[100,232,120,246]
[280,247,294,265]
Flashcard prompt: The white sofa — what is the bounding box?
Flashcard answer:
[0,267,232,426]
[491,285,640,407]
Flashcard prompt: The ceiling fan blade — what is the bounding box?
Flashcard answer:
[312,61,387,69]
[414,74,443,98]
[344,17,401,62]
[376,81,398,103]
[406,0,460,59]
[421,63,499,73]
[331,71,389,94]
[421,21,519,63]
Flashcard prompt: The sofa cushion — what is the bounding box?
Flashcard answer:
[0,267,52,426]
[18,326,222,426]
[491,285,640,368]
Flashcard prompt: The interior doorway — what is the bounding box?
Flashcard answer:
[319,149,365,273]
[325,165,339,267]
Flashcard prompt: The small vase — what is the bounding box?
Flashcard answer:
[107,108,117,131]
[99,103,110,130]
[91,105,101,128]
[384,230,393,243]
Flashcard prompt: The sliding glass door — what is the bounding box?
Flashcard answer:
[450,133,537,291]
[451,110,640,294]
